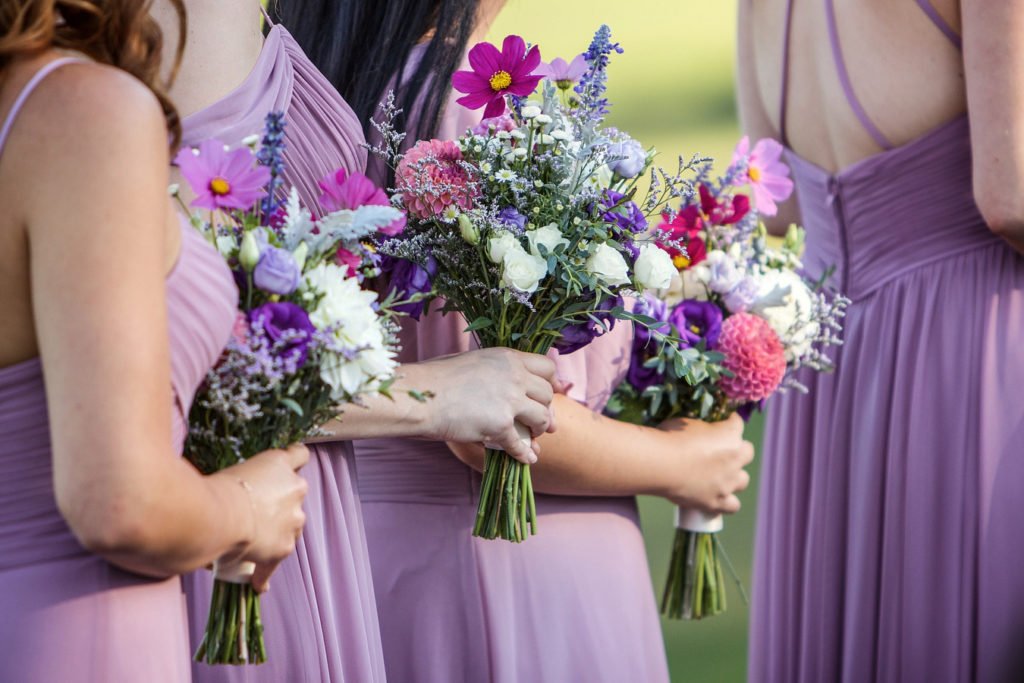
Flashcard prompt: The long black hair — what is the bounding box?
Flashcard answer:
[270,0,480,147]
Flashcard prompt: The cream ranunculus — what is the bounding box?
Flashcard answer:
[525,223,569,258]
[633,244,676,291]
[500,244,549,294]
[487,231,521,264]
[585,242,630,286]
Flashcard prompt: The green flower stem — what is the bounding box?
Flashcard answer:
[193,579,267,665]
[661,529,727,621]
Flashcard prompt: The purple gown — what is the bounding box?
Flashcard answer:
[749,3,1024,681]
[354,47,670,683]
[179,17,385,683]
[0,58,237,682]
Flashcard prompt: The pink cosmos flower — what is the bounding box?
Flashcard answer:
[318,168,405,236]
[731,137,794,216]
[396,139,477,220]
[717,313,787,403]
[472,114,517,136]
[536,54,588,90]
[174,139,270,211]
[452,35,543,119]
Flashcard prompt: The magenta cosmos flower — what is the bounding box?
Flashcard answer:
[536,54,588,90]
[452,34,543,119]
[174,139,270,211]
[318,168,406,236]
[731,136,794,216]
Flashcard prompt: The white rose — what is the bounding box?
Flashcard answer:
[501,244,549,294]
[750,269,820,362]
[586,242,630,287]
[633,244,676,291]
[487,231,521,264]
[525,223,569,258]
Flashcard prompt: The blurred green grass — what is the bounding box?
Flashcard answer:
[489,4,756,682]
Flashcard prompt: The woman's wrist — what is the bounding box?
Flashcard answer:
[205,471,256,562]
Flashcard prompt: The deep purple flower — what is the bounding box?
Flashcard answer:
[737,400,764,422]
[668,300,723,349]
[497,207,527,231]
[452,35,543,119]
[382,254,437,320]
[627,294,669,392]
[248,302,316,366]
[554,294,622,355]
[253,246,301,295]
[599,190,648,234]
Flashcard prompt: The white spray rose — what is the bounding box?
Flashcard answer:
[633,244,676,291]
[586,242,631,287]
[487,231,521,264]
[750,269,820,362]
[526,223,569,258]
[501,244,549,294]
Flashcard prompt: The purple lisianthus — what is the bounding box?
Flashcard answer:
[248,302,316,366]
[737,400,764,422]
[669,300,723,349]
[599,190,647,234]
[627,294,669,392]
[253,246,301,295]
[554,294,622,355]
[607,139,647,179]
[497,206,527,232]
[382,254,437,320]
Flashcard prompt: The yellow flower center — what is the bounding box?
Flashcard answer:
[489,70,513,92]
[690,324,702,335]
[748,165,762,183]
[209,177,231,195]
[672,254,691,269]
[555,79,574,91]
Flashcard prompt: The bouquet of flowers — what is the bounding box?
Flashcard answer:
[375,26,696,542]
[607,137,848,619]
[174,113,402,664]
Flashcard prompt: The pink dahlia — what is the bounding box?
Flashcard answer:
[396,139,476,220]
[318,168,405,236]
[731,137,794,216]
[452,34,543,119]
[174,139,270,212]
[717,313,786,403]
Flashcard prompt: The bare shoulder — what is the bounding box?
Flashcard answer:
[9,60,170,166]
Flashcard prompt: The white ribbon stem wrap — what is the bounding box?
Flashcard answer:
[213,558,257,585]
[483,420,533,456]
[675,507,724,534]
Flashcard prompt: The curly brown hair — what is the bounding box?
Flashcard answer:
[0,0,186,146]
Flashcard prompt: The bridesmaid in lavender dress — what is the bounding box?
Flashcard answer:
[154,2,561,680]
[738,0,1024,680]
[0,3,309,680]
[281,2,756,681]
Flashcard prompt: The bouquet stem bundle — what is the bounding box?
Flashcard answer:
[194,562,266,665]
[662,526,726,620]
[474,448,537,541]
[471,338,551,542]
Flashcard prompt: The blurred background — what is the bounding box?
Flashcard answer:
[489,4,760,682]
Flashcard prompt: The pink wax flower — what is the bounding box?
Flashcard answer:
[472,114,517,136]
[318,168,406,236]
[731,137,794,216]
[717,313,787,403]
[231,312,250,345]
[174,139,270,212]
[396,139,476,220]
[452,34,543,119]
[536,54,588,90]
